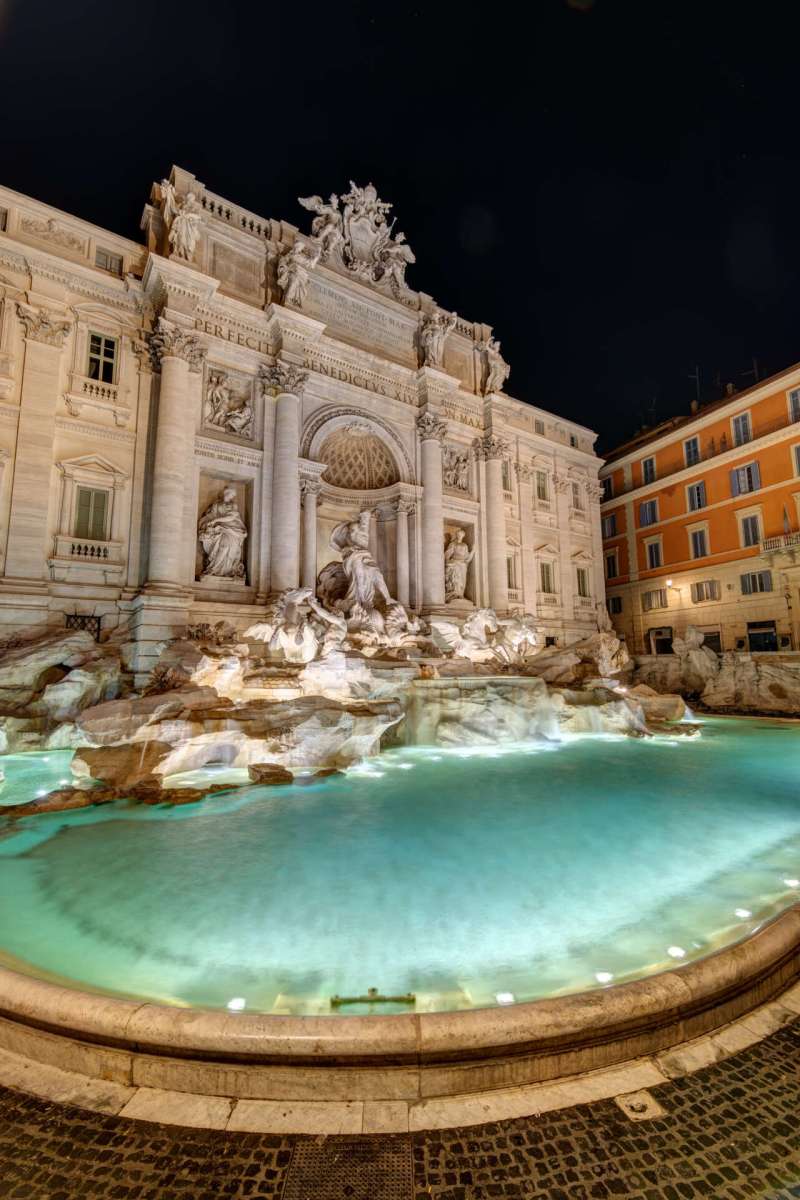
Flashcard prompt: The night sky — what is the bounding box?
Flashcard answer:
[1,0,797,452]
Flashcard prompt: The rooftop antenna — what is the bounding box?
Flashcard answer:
[688,365,701,412]
[742,356,760,386]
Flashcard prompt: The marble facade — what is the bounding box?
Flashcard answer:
[0,167,605,673]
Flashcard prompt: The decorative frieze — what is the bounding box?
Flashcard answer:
[16,302,71,348]
[20,215,86,254]
[442,445,470,492]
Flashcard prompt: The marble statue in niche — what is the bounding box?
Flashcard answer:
[169,192,202,261]
[204,371,254,439]
[420,309,457,368]
[317,511,393,629]
[480,335,511,395]
[277,241,320,308]
[198,486,247,580]
[444,529,475,603]
[442,446,470,492]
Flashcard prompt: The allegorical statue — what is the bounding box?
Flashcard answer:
[159,178,178,228]
[206,371,231,426]
[317,511,393,631]
[198,486,247,579]
[169,192,202,261]
[377,231,415,292]
[277,241,320,308]
[245,587,348,664]
[420,309,457,368]
[444,528,475,603]
[224,395,254,438]
[297,193,344,258]
[482,335,511,395]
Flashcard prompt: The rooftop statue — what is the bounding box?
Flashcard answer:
[297,183,415,294]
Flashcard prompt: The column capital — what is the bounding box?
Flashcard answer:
[552,472,572,494]
[300,478,322,498]
[515,461,534,482]
[395,497,416,515]
[416,411,447,443]
[473,433,510,461]
[259,360,308,397]
[16,302,71,348]
[586,480,604,503]
[148,317,207,373]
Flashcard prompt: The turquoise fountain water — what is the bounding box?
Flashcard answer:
[0,717,798,1015]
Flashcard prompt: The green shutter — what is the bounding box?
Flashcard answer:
[90,490,107,540]
[75,488,92,538]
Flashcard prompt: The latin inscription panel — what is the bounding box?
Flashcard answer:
[303,277,417,366]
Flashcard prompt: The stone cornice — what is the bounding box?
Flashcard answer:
[142,253,219,314]
[54,416,136,445]
[0,240,142,314]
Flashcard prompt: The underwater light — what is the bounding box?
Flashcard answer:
[784,879,799,889]
[495,991,515,1005]
[594,971,614,984]
[667,946,686,959]
[734,908,752,919]
[226,997,246,1011]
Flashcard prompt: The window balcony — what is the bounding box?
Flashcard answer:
[538,593,559,606]
[507,587,523,604]
[64,372,130,427]
[762,532,800,553]
[575,595,594,609]
[52,534,124,563]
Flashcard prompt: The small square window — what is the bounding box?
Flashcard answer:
[741,569,772,594]
[789,388,800,423]
[0,207,7,234]
[607,595,623,615]
[602,514,617,539]
[95,247,123,275]
[642,456,656,484]
[605,551,619,580]
[87,332,118,384]
[691,580,720,603]
[639,498,658,527]
[601,476,614,501]
[540,561,555,594]
[730,462,760,496]
[534,418,545,435]
[646,541,662,569]
[535,470,549,502]
[576,566,590,597]
[794,445,800,477]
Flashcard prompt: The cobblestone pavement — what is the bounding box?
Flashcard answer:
[0,1021,798,1199]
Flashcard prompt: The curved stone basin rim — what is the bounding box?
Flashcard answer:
[0,905,798,1070]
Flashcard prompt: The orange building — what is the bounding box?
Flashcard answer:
[599,364,800,655]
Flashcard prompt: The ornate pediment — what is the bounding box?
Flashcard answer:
[296,183,415,297]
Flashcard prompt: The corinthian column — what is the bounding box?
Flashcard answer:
[417,411,447,610]
[145,318,206,592]
[2,304,72,586]
[300,479,320,590]
[477,433,510,613]
[395,498,413,608]
[261,362,307,594]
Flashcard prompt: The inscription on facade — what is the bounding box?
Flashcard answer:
[303,279,415,364]
[303,353,413,405]
[194,317,271,354]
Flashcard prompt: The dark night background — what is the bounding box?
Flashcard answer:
[1,0,796,452]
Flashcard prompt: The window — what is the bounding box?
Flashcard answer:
[0,207,7,233]
[684,436,700,467]
[576,567,590,597]
[690,528,708,559]
[74,487,109,541]
[691,580,720,603]
[642,456,656,484]
[605,550,619,579]
[789,388,800,423]
[571,481,583,510]
[794,445,800,477]
[501,460,512,492]
[732,412,751,446]
[87,332,118,383]
[570,434,578,448]
[506,556,518,590]
[730,462,761,496]
[601,476,614,501]
[607,595,623,615]
[646,540,662,569]
[602,514,617,539]
[687,481,707,511]
[534,418,545,435]
[639,498,658,527]
[642,588,668,612]
[535,470,549,502]
[741,513,761,547]
[539,561,555,593]
[95,247,123,275]
[741,570,772,594]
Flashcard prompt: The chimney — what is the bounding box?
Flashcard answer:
[690,399,699,415]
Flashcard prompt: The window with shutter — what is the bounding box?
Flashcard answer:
[75,487,109,541]
[790,388,800,422]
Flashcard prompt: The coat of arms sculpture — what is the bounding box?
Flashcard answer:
[298,183,415,296]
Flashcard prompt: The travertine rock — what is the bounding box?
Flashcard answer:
[71,740,174,789]
[32,655,122,722]
[0,629,98,699]
[626,684,688,723]
[247,762,294,785]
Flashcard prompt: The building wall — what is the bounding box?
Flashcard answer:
[0,171,605,659]
[600,373,800,654]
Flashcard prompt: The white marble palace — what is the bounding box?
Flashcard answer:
[0,167,605,672]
